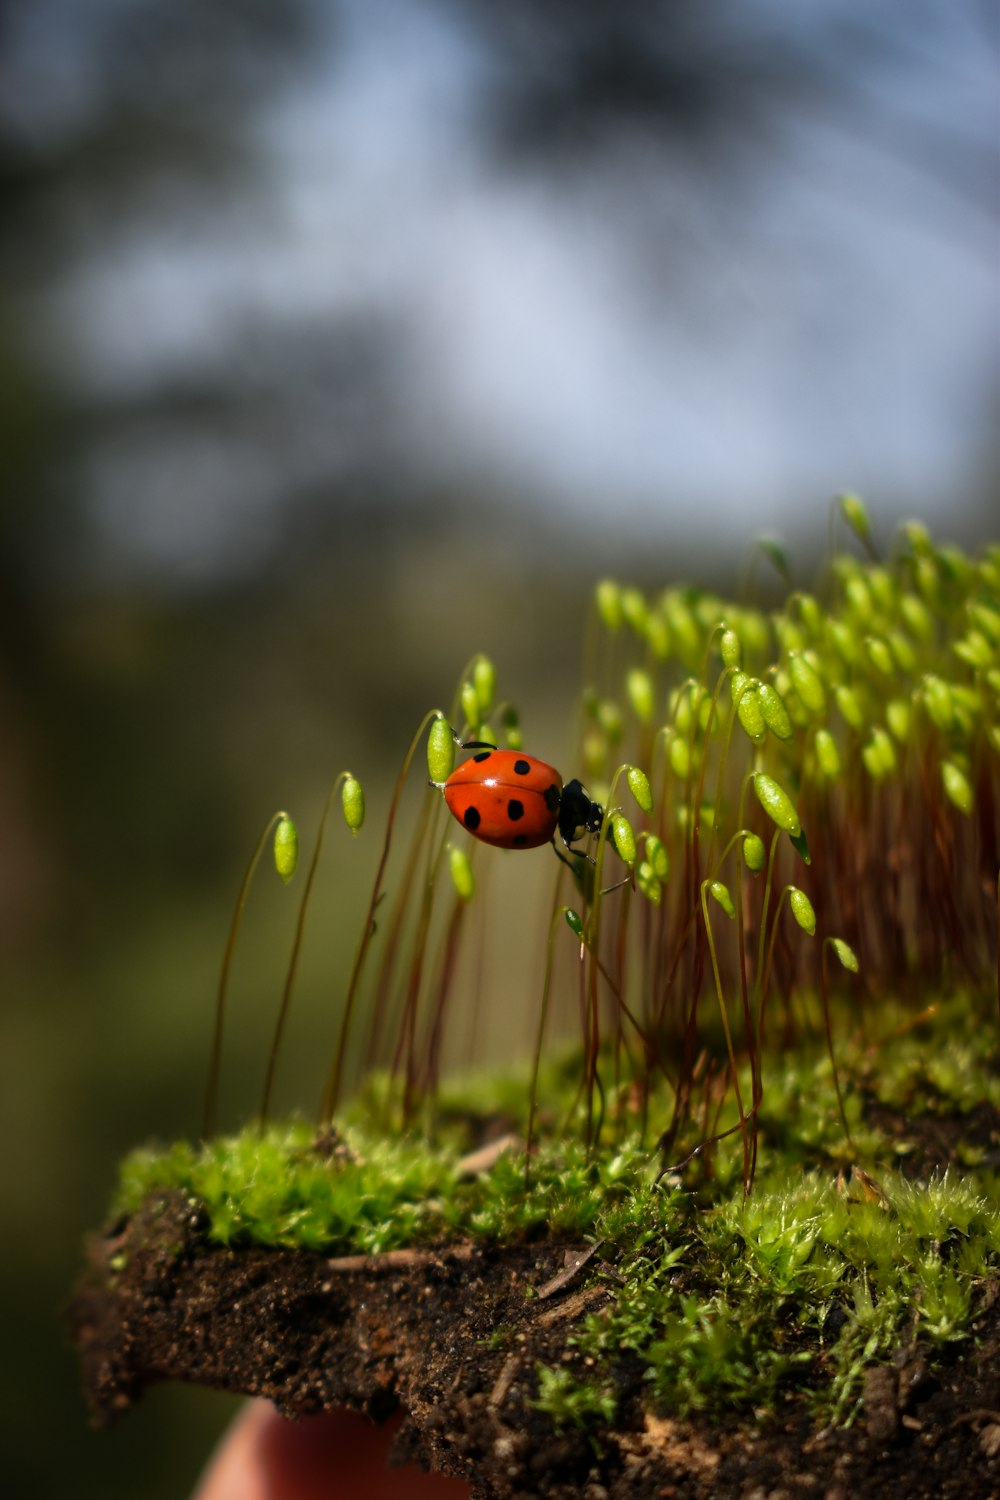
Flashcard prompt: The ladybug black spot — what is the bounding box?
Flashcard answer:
[473,750,492,763]
[544,784,560,812]
[513,759,531,776]
[512,834,528,847]
[463,806,481,831]
[507,799,525,821]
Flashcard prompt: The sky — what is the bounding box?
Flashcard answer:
[6,0,999,582]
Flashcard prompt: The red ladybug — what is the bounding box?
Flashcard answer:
[435,744,604,867]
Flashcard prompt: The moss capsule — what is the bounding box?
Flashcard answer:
[789,652,826,716]
[814,728,841,781]
[595,579,622,631]
[341,776,365,833]
[611,813,637,865]
[829,937,859,972]
[720,629,742,669]
[473,656,496,716]
[742,832,765,873]
[708,880,736,919]
[461,680,480,734]
[636,860,662,904]
[668,735,691,780]
[449,845,475,900]
[272,816,298,883]
[645,833,670,882]
[759,683,794,741]
[788,886,816,936]
[752,773,802,837]
[941,760,972,815]
[427,716,456,783]
[626,668,654,725]
[626,765,653,814]
[737,684,767,745]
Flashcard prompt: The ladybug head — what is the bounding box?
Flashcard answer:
[558,778,604,846]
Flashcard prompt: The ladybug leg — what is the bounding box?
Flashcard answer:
[550,838,630,897]
[435,722,499,753]
[551,837,596,870]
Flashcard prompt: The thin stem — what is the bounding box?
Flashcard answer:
[318,708,444,1125]
[260,777,351,1128]
[202,809,287,1141]
[821,939,853,1146]
[753,829,783,1052]
[699,880,750,1192]
[758,876,791,1049]
[527,907,575,1187]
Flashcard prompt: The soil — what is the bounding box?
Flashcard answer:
[73,1186,1000,1500]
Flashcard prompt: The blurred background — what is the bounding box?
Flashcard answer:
[1,1,996,1494]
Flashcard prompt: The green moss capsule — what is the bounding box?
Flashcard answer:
[621,586,649,635]
[887,631,916,674]
[595,579,623,631]
[583,732,607,782]
[814,728,841,780]
[788,886,816,936]
[734,679,767,745]
[828,618,862,667]
[752,773,802,837]
[597,700,624,743]
[969,602,1000,645]
[861,727,896,781]
[636,860,662,905]
[900,592,934,643]
[427,716,456,783]
[670,683,694,734]
[626,668,655,725]
[886,698,911,743]
[645,833,670,882]
[473,656,496,716]
[449,845,475,900]
[845,575,873,624]
[626,765,653,814]
[954,631,995,670]
[720,628,742,669]
[759,683,794,741]
[921,676,954,733]
[647,612,670,659]
[668,735,691,780]
[829,937,859,972]
[272,816,298,883]
[795,593,823,637]
[941,760,973,815]
[834,684,865,732]
[865,636,894,676]
[789,651,827,715]
[611,813,637,865]
[742,832,765,873]
[840,491,873,546]
[341,776,365,833]
[708,880,736,920]
[461,680,480,734]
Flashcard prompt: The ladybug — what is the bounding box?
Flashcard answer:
[434,743,604,868]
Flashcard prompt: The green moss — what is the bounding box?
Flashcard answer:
[532,1363,618,1432]
[114,994,999,1425]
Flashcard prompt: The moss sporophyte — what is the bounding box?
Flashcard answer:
[86,514,1000,1454]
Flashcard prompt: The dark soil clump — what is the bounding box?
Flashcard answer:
[73,1189,1000,1500]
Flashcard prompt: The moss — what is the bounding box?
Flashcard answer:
[112,992,999,1424]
